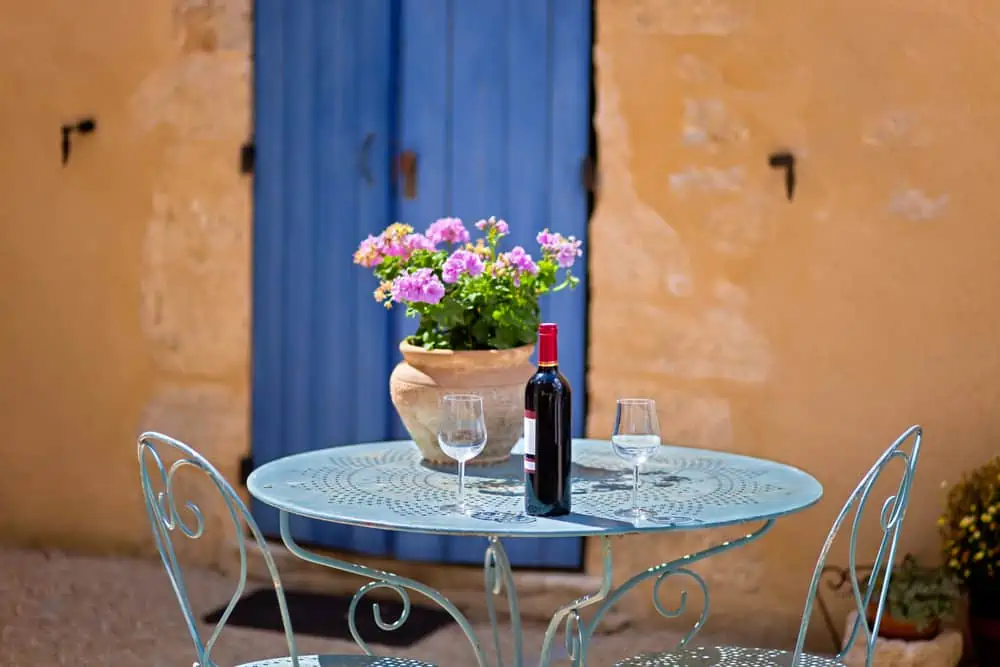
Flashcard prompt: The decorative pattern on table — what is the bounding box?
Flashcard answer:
[250,440,822,537]
[614,646,842,666]
[243,657,437,667]
[573,448,794,523]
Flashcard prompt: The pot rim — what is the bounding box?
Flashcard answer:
[865,604,942,639]
[398,340,535,371]
[399,340,534,353]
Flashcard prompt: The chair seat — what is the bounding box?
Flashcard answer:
[615,646,845,667]
[238,655,437,667]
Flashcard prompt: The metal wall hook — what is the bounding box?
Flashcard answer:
[768,150,796,201]
[61,116,97,166]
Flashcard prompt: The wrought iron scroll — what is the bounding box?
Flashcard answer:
[650,567,711,648]
[788,425,922,667]
[137,432,302,667]
[539,536,614,667]
[817,564,876,652]
[278,511,490,667]
[484,537,523,667]
[580,520,775,660]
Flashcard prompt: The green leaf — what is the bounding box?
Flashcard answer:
[357,220,583,350]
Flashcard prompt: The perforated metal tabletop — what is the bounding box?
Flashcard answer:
[248,439,822,537]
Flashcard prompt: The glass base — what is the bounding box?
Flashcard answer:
[613,509,704,527]
[613,507,652,521]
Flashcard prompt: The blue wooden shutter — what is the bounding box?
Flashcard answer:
[252,0,592,570]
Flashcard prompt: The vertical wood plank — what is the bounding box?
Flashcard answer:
[279,0,320,544]
[313,0,358,462]
[504,0,549,235]
[500,0,556,569]
[311,0,393,555]
[442,0,513,565]
[547,0,591,441]
[351,0,395,448]
[392,0,455,562]
[250,0,286,535]
[346,0,398,555]
[306,0,346,549]
[393,0,450,441]
[449,0,507,221]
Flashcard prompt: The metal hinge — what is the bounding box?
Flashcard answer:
[580,154,598,193]
[239,140,255,175]
[239,455,254,486]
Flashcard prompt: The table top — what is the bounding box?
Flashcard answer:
[247,439,823,538]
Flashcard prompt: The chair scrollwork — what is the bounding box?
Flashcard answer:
[790,425,923,667]
[816,564,876,652]
[137,431,301,667]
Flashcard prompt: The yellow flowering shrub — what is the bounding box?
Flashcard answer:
[939,454,1000,585]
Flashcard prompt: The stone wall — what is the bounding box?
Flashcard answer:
[588,0,1000,648]
[2,0,1000,650]
[0,0,251,562]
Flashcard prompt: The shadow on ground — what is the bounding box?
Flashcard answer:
[0,546,739,666]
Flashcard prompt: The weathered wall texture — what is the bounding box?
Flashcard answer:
[0,0,251,563]
[589,0,1000,648]
[3,0,1000,652]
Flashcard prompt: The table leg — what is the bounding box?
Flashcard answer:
[484,537,523,667]
[538,536,614,667]
[490,521,774,667]
[578,519,776,664]
[277,512,491,667]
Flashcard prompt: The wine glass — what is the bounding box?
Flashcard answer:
[438,394,488,514]
[611,398,661,520]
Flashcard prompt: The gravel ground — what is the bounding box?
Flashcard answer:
[0,546,725,667]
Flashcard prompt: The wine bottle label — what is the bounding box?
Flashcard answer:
[523,410,536,473]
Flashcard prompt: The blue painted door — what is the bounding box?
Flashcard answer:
[252,0,592,570]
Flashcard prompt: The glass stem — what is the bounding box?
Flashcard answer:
[458,460,466,508]
[632,464,640,512]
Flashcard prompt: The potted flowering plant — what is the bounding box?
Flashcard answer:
[353,216,582,463]
[940,454,1000,663]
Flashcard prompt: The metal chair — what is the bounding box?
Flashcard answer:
[138,431,436,667]
[614,424,924,667]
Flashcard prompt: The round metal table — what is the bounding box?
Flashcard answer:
[248,439,823,667]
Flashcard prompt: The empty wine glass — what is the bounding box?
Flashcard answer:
[611,398,661,520]
[438,394,487,514]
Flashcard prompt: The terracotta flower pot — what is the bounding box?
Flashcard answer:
[389,341,535,464]
[867,601,941,641]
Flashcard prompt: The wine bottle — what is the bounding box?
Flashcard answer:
[524,322,572,517]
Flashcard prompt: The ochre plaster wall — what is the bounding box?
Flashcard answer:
[0,0,251,563]
[3,0,1000,649]
[588,0,1000,647]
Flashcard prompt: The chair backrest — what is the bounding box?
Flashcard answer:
[137,431,300,667]
[791,425,923,667]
